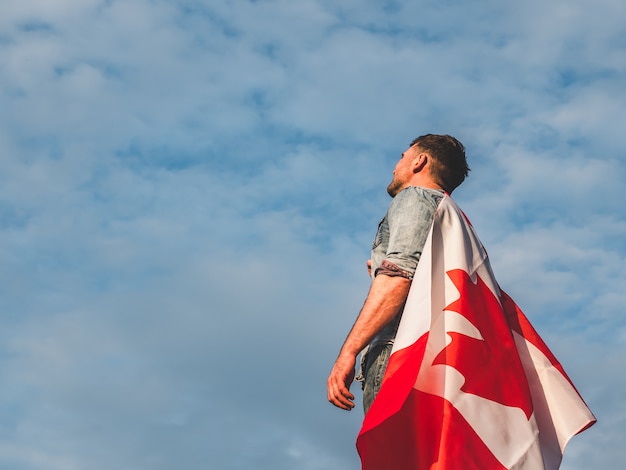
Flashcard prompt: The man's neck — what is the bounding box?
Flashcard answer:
[407,174,444,192]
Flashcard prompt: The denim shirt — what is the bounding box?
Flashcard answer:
[369,186,444,347]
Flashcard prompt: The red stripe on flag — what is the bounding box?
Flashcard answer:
[359,333,429,434]
[500,290,570,384]
[501,289,596,435]
[358,389,507,470]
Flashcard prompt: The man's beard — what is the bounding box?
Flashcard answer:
[387,178,403,197]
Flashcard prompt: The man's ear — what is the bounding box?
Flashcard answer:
[412,153,428,173]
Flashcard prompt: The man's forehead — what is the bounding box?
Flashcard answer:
[404,144,419,155]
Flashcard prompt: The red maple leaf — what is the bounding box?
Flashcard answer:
[432,269,533,419]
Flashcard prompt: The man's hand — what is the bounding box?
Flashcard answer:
[327,353,356,410]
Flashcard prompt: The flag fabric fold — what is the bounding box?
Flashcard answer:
[356,194,595,470]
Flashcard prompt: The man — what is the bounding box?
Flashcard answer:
[327,134,470,412]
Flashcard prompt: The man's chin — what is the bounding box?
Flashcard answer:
[387,182,402,197]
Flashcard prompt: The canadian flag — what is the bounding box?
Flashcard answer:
[357,195,596,470]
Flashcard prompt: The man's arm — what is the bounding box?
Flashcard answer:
[327,274,411,410]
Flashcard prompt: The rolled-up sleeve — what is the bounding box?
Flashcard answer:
[374,260,412,279]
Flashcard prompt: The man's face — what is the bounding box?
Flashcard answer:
[387,145,417,197]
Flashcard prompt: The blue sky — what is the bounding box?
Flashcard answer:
[0,0,624,468]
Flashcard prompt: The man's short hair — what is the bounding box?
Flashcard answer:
[411,134,470,193]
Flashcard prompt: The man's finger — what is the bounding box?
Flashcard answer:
[329,392,354,410]
[328,378,355,410]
